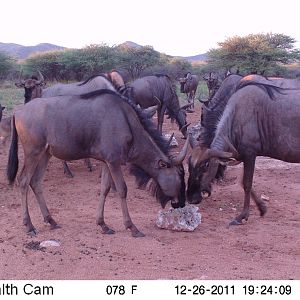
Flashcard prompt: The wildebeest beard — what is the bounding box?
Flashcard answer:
[130,163,186,209]
[24,88,33,104]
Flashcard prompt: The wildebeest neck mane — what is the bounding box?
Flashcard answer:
[78,74,108,86]
[201,77,241,147]
[80,88,170,154]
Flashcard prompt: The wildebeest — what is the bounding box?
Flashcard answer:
[179,72,199,110]
[7,89,188,237]
[187,80,300,225]
[192,74,243,182]
[15,73,46,104]
[128,74,188,137]
[203,72,221,103]
[15,71,122,177]
[241,74,300,89]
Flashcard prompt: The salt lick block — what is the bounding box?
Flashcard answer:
[156,205,201,232]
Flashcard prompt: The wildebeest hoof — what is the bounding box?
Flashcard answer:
[50,224,61,230]
[27,228,38,236]
[102,228,115,235]
[131,231,145,238]
[229,219,243,226]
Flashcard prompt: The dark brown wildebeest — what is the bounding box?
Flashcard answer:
[203,72,221,103]
[179,72,199,110]
[7,89,188,237]
[191,74,243,182]
[128,74,188,137]
[15,73,46,104]
[15,71,121,177]
[187,80,300,225]
[241,74,300,89]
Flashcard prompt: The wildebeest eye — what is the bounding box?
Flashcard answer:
[204,161,209,168]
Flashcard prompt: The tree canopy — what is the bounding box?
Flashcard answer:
[207,33,300,75]
[0,51,17,80]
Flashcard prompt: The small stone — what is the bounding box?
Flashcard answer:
[261,194,270,201]
[164,133,178,147]
[39,240,61,247]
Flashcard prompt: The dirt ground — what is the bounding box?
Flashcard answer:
[0,104,299,280]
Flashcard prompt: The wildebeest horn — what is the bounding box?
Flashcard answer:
[38,70,45,82]
[180,103,193,110]
[180,122,190,134]
[223,136,239,159]
[172,136,189,165]
[154,96,161,106]
[143,105,157,118]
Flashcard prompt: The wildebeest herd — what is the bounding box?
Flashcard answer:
[1,70,300,237]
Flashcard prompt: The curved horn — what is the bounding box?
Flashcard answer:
[154,96,161,106]
[180,122,190,134]
[180,103,193,111]
[38,70,45,82]
[143,105,157,118]
[172,136,189,165]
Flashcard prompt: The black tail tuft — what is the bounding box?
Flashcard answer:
[7,116,19,184]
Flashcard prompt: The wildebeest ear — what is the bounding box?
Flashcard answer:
[217,157,241,166]
[158,159,169,169]
[15,82,25,88]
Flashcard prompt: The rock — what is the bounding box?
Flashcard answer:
[164,133,178,147]
[156,205,201,232]
[39,240,61,248]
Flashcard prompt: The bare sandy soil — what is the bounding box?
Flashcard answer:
[0,105,299,280]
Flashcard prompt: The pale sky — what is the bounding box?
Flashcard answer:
[1,0,299,56]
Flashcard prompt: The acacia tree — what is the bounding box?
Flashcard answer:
[207,33,300,75]
[117,46,161,79]
[0,51,16,80]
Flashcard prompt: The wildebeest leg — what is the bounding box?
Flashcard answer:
[18,154,41,235]
[30,151,60,230]
[84,158,93,172]
[191,91,195,110]
[250,189,267,217]
[157,105,166,133]
[108,163,145,237]
[96,163,115,234]
[62,160,74,178]
[230,157,256,225]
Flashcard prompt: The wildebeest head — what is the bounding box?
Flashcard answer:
[153,137,189,208]
[15,71,45,103]
[203,72,220,101]
[131,133,189,210]
[187,146,234,204]
[179,72,193,93]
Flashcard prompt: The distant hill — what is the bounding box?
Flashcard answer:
[0,42,65,59]
[179,53,208,63]
[117,41,143,49]
[0,40,207,62]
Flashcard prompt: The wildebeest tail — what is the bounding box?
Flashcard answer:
[7,115,19,184]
